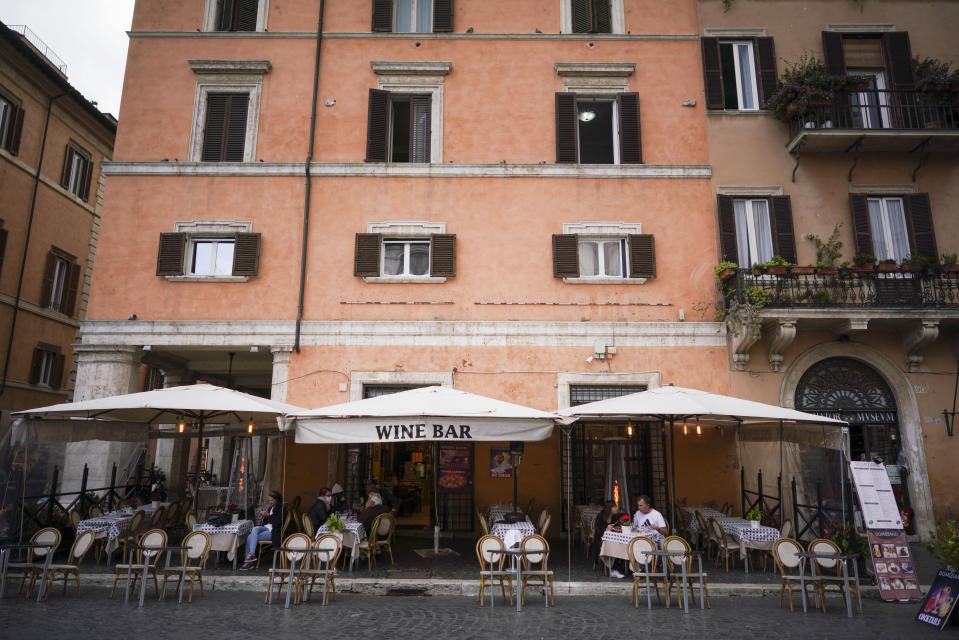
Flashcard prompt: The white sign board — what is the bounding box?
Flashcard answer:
[293,417,555,444]
[849,460,903,529]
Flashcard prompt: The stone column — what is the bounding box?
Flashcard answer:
[62,345,142,494]
[261,346,293,502]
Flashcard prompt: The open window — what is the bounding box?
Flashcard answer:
[850,193,937,263]
[717,195,796,266]
[29,343,65,389]
[555,92,641,164]
[156,221,260,280]
[366,90,432,163]
[41,248,80,316]
[371,0,453,33]
[701,37,776,110]
[59,141,93,201]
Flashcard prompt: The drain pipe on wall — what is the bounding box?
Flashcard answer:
[0,93,65,396]
[293,0,325,354]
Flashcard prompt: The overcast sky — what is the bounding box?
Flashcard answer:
[1,1,134,117]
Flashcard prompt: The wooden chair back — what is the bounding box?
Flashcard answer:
[138,529,168,566]
[279,532,312,569]
[126,510,145,536]
[663,535,693,571]
[772,537,804,574]
[88,504,103,518]
[540,513,552,538]
[520,534,549,569]
[69,509,82,529]
[70,530,97,565]
[185,512,198,529]
[148,505,166,529]
[29,527,61,563]
[301,513,315,538]
[313,533,342,569]
[780,518,794,539]
[808,538,842,573]
[376,513,395,541]
[476,534,505,570]
[627,535,659,573]
[179,530,212,566]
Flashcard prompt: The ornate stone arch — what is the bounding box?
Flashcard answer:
[780,342,932,541]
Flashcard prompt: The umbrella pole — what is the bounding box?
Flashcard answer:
[668,418,676,535]
[191,417,205,513]
[432,441,439,553]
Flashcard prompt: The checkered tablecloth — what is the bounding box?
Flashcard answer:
[722,521,781,545]
[486,506,526,526]
[77,512,133,541]
[681,507,730,534]
[197,519,253,537]
[491,520,536,541]
[317,518,366,544]
[601,527,664,545]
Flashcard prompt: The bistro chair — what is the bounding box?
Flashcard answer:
[114,510,146,566]
[772,537,821,612]
[663,535,710,609]
[110,528,167,599]
[88,504,104,518]
[300,534,342,605]
[761,517,793,572]
[69,509,82,530]
[582,512,595,560]
[709,517,739,572]
[7,527,61,597]
[265,532,311,605]
[476,507,490,535]
[536,509,548,531]
[475,534,513,607]
[185,511,198,530]
[539,513,552,538]
[694,510,712,555]
[301,513,315,538]
[627,535,667,608]
[43,529,96,599]
[287,497,302,533]
[524,498,535,516]
[519,534,554,606]
[808,538,860,614]
[159,530,212,602]
[257,508,291,568]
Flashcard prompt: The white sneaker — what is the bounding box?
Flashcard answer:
[610,569,625,578]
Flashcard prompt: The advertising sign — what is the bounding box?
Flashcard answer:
[849,460,903,529]
[437,444,470,492]
[916,570,959,630]
[868,529,922,601]
[489,447,512,478]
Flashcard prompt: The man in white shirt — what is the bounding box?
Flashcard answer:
[633,494,668,535]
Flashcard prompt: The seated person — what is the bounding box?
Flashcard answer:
[309,487,333,531]
[357,492,390,533]
[632,494,668,536]
[366,478,399,513]
[593,500,628,579]
[239,491,283,570]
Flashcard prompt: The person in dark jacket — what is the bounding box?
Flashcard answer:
[309,487,333,530]
[239,490,284,570]
[357,492,391,533]
[593,500,628,578]
[367,478,398,513]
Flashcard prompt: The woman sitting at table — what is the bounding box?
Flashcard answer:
[239,490,283,571]
[593,500,628,578]
[632,495,667,536]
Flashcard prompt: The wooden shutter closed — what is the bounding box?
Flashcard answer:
[905,193,937,258]
[365,89,391,162]
[216,0,234,30]
[848,194,874,256]
[617,92,642,164]
[700,38,725,110]
[433,0,454,32]
[755,37,777,108]
[593,0,612,33]
[232,232,261,276]
[552,234,579,278]
[717,195,738,263]
[0,227,7,278]
[40,251,57,307]
[202,94,248,162]
[882,32,915,91]
[410,94,431,163]
[430,234,456,277]
[769,196,797,265]
[628,234,655,278]
[156,232,186,276]
[371,0,393,32]
[225,95,249,161]
[354,233,381,277]
[5,105,24,155]
[821,31,846,76]
[236,0,259,31]
[59,145,75,188]
[555,92,579,163]
[79,158,93,201]
[28,348,43,385]
[63,262,80,316]
[50,352,65,389]
[571,0,592,33]
[202,95,228,161]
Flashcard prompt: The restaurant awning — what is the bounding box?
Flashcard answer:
[288,386,558,444]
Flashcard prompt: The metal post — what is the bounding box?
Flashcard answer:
[108,464,118,511]
[791,477,798,538]
[48,466,60,524]
[740,466,746,516]
[78,464,88,516]
[757,469,763,513]
[816,481,824,537]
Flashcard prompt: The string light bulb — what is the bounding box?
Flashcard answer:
[177,420,186,434]
[696,418,702,436]
[247,418,255,434]
[626,422,633,437]
[682,421,688,436]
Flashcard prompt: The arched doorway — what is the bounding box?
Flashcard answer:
[795,357,909,507]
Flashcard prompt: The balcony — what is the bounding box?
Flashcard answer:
[719,267,959,372]
[785,89,959,157]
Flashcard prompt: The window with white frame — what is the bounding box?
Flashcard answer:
[720,41,760,110]
[355,221,455,282]
[867,197,910,263]
[733,198,773,266]
[553,222,655,282]
[189,238,236,276]
[383,238,431,276]
[188,60,270,163]
[157,220,260,280]
[59,142,93,201]
[42,248,80,315]
[0,86,24,155]
[29,343,65,389]
[578,237,627,278]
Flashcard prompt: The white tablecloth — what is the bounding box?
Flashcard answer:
[598,528,662,567]
[486,506,526,527]
[196,519,254,562]
[317,519,366,569]
[491,520,536,548]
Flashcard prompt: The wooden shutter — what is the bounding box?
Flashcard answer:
[755,37,777,108]
[354,233,381,277]
[0,226,7,278]
[5,105,24,155]
[365,89,391,162]
[156,232,186,276]
[28,348,43,385]
[232,232,261,276]
[216,0,235,30]
[717,195,738,263]
[236,0,259,31]
[63,262,80,316]
[430,234,456,277]
[617,92,642,164]
[821,31,846,76]
[79,158,93,201]
[701,38,725,110]
[628,234,655,278]
[202,94,248,162]
[225,94,249,162]
[769,196,797,265]
[552,234,579,278]
[433,0,453,32]
[904,193,937,258]
[59,145,75,188]
[371,0,393,32]
[410,94,431,163]
[849,194,874,256]
[882,32,915,91]
[50,352,66,389]
[202,94,228,162]
[593,0,612,34]
[555,92,579,164]
[40,251,57,307]
[571,0,592,33]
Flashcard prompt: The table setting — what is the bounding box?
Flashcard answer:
[76,509,136,557]
[317,514,366,572]
[194,518,254,568]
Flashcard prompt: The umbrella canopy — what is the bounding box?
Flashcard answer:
[289,386,557,444]
[558,385,845,425]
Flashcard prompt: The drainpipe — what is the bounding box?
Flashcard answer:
[294,0,325,353]
[0,93,65,396]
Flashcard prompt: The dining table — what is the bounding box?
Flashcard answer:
[714,518,781,574]
[77,509,137,562]
[598,527,664,569]
[486,546,547,613]
[316,516,366,572]
[123,543,189,607]
[490,518,536,548]
[195,519,253,570]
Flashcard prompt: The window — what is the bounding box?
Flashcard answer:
[371,0,453,33]
[555,92,642,164]
[552,223,655,281]
[717,194,796,266]
[850,193,937,263]
[0,87,24,155]
[156,220,260,280]
[188,60,270,163]
[41,248,80,315]
[29,343,65,389]
[701,36,776,111]
[867,197,909,262]
[59,142,93,201]
[366,91,431,163]
[354,222,454,281]
[848,70,890,129]
[561,0,624,34]
[203,0,268,31]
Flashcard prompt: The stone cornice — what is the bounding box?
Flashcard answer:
[554,62,635,77]
[130,31,699,42]
[371,60,451,76]
[188,59,272,74]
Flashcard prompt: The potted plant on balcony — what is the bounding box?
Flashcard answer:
[764,255,792,276]
[877,259,899,273]
[942,253,959,276]
[852,253,877,274]
[714,261,738,282]
[804,223,843,275]
[914,56,959,127]
[767,54,846,125]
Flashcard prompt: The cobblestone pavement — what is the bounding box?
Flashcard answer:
[1,587,946,639]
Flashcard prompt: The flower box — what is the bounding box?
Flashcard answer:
[766,266,788,276]
[876,263,899,273]
[816,266,838,275]
[717,268,737,282]
[789,266,815,275]
[852,265,875,274]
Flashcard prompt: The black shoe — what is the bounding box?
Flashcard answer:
[239,561,256,571]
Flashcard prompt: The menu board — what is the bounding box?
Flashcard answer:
[437,444,470,492]
[916,569,959,630]
[489,447,512,478]
[869,529,922,601]
[849,461,903,529]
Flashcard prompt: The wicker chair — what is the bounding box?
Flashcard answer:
[476,534,513,606]
[301,512,315,538]
[709,516,739,572]
[476,507,490,535]
[663,535,710,609]
[808,537,860,614]
[300,533,342,605]
[115,510,146,566]
[43,530,96,599]
[627,535,667,608]
[265,532,311,605]
[159,530,212,602]
[520,534,554,606]
[110,528,168,599]
[7,527,61,597]
[356,513,395,570]
[695,510,712,556]
[772,537,821,611]
[539,513,552,538]
[582,512,595,560]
